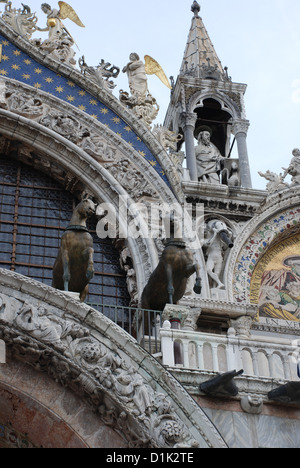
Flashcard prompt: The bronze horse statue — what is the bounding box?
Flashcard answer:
[141,214,202,311]
[52,198,97,301]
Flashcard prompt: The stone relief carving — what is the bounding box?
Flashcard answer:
[104,157,158,199]
[7,90,44,119]
[15,303,89,348]
[120,89,159,130]
[258,149,300,195]
[81,135,116,162]
[34,35,76,66]
[79,56,120,92]
[152,125,185,176]
[40,111,88,143]
[0,74,174,206]
[152,125,182,153]
[0,291,201,448]
[259,170,289,194]
[1,2,38,40]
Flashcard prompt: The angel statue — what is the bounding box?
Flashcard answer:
[38,2,85,43]
[122,53,171,99]
[120,53,171,128]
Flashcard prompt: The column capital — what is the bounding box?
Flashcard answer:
[232,119,250,136]
[180,112,198,130]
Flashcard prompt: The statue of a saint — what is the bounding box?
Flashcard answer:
[122,53,148,99]
[195,128,224,184]
[283,148,300,186]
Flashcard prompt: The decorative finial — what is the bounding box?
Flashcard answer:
[191,1,200,17]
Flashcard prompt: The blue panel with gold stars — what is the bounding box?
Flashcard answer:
[0,34,170,187]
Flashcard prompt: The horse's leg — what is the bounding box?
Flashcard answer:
[85,247,94,281]
[165,263,174,304]
[193,263,202,295]
[61,240,70,292]
[80,285,89,302]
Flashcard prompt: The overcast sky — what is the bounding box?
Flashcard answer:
[5,0,300,190]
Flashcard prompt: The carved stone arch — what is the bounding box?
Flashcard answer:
[0,269,227,448]
[2,78,178,205]
[0,109,162,298]
[188,90,240,120]
[0,18,184,201]
[226,187,300,303]
[0,366,125,448]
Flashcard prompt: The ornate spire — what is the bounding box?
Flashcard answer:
[191,1,200,17]
[180,3,230,81]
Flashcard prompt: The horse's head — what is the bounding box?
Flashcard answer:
[78,199,97,219]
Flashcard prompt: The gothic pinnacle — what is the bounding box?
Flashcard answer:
[191,1,200,17]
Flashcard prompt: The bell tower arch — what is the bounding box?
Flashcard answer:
[164,1,252,188]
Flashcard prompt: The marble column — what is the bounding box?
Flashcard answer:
[232,120,252,189]
[181,112,198,181]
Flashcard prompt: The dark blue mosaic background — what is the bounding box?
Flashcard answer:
[0,34,170,186]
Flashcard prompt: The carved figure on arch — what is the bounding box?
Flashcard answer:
[258,170,288,194]
[202,219,234,290]
[79,55,120,92]
[52,197,97,301]
[1,2,38,39]
[283,148,300,186]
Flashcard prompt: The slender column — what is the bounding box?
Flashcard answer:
[232,120,252,189]
[181,112,198,181]
[162,304,190,366]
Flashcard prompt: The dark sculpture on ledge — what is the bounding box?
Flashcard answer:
[200,370,244,397]
[52,197,97,301]
[141,213,201,311]
[268,382,300,404]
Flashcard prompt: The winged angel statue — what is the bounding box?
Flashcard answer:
[39,2,85,43]
[121,53,171,128]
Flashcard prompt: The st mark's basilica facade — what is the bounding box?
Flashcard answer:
[0,0,300,449]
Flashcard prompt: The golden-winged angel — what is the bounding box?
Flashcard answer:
[39,2,85,42]
[122,53,171,98]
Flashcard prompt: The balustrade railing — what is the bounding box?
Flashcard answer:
[87,303,300,381]
[160,322,300,381]
[87,302,162,355]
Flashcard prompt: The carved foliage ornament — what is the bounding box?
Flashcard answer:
[0,292,199,448]
[2,83,160,201]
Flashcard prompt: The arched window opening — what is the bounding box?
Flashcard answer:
[0,154,130,308]
[194,98,232,157]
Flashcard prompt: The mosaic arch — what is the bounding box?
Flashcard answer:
[0,33,171,186]
[229,204,300,306]
[250,234,300,322]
